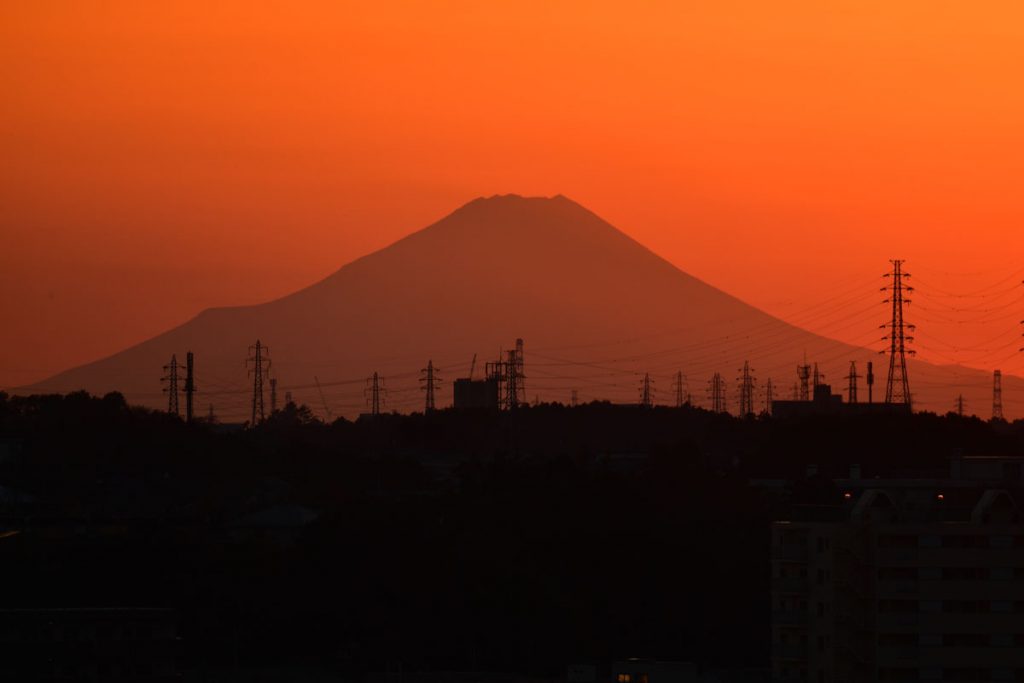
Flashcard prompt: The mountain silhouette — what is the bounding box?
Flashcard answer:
[24,195,1021,419]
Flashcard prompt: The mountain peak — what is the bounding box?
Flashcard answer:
[454,193,579,216]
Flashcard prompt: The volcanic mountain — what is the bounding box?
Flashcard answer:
[25,195,1021,419]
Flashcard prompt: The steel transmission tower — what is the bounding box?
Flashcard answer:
[184,351,195,423]
[866,361,875,404]
[764,378,774,415]
[797,357,811,401]
[162,354,180,416]
[571,389,578,407]
[812,363,825,393]
[737,361,756,417]
[493,339,527,410]
[420,360,441,412]
[366,372,384,416]
[882,259,915,406]
[955,394,966,417]
[247,340,270,426]
[993,370,1004,421]
[639,373,654,408]
[708,373,726,413]
[514,338,525,404]
[847,361,860,404]
[672,371,689,408]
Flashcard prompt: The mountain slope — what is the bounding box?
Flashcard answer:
[24,195,1021,419]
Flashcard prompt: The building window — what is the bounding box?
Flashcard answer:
[878,535,916,548]
[991,567,1012,581]
[617,675,631,683]
[990,536,1013,548]
[991,634,1013,647]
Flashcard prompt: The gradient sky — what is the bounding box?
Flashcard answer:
[2,1,1023,390]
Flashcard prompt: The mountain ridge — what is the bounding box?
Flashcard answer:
[22,194,1022,420]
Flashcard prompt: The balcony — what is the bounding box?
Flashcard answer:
[772,578,809,594]
[774,545,808,562]
[772,643,808,661]
[772,610,809,626]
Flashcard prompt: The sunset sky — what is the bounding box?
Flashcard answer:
[2,1,1023,389]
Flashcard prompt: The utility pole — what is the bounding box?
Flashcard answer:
[708,373,726,413]
[184,351,195,424]
[866,361,875,404]
[738,361,755,417]
[161,354,180,416]
[420,360,441,412]
[764,378,774,416]
[672,371,688,408]
[284,390,293,405]
[366,372,384,416]
[882,259,914,407]
[270,378,278,414]
[247,341,270,426]
[797,356,811,401]
[847,361,860,404]
[993,370,1004,421]
[571,389,578,407]
[639,373,653,408]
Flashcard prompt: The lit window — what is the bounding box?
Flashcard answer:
[617,675,631,683]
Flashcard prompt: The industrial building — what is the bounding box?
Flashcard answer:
[771,383,911,419]
[771,457,1024,682]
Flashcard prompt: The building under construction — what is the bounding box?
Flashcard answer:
[453,339,526,411]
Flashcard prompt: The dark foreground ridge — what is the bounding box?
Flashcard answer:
[1,391,1023,681]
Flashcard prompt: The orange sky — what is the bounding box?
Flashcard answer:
[2,1,1023,391]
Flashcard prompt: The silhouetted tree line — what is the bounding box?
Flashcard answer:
[0,390,1022,678]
